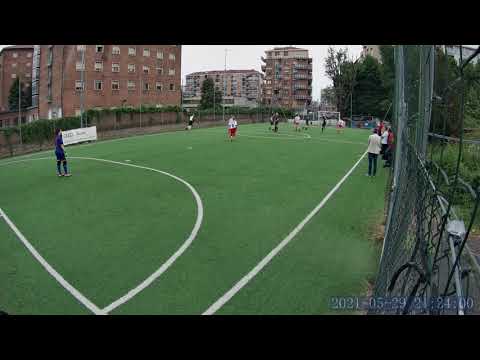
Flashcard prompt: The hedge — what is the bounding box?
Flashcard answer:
[2,105,295,146]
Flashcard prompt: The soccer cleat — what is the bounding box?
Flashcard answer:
[58,173,63,177]
[64,173,72,177]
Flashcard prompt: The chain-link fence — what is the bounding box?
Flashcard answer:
[371,45,480,315]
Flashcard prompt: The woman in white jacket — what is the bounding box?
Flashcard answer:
[367,128,382,177]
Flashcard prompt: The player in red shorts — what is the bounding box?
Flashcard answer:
[228,116,238,141]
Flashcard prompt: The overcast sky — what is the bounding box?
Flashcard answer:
[0,45,362,100]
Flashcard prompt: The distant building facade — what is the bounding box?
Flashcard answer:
[261,46,312,110]
[36,45,182,119]
[184,69,263,109]
[0,45,34,113]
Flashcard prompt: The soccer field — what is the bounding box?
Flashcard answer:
[0,123,387,315]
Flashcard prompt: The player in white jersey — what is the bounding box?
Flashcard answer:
[293,114,301,132]
[228,116,238,141]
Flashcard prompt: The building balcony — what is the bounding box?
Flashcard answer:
[261,65,266,72]
[293,73,312,80]
[293,94,312,100]
[293,84,310,90]
[294,63,312,70]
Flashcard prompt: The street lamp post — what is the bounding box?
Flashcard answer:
[350,58,360,128]
[80,47,85,128]
[223,49,231,122]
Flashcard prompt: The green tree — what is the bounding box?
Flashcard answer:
[379,45,395,119]
[8,79,32,111]
[199,78,223,110]
[350,55,386,117]
[324,47,354,117]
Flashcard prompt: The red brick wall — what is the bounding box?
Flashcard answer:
[38,45,182,119]
[0,48,34,112]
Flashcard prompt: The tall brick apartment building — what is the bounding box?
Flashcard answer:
[36,45,182,118]
[0,45,34,113]
[184,69,262,108]
[261,46,312,110]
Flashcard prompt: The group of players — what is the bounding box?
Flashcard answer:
[52,112,346,176]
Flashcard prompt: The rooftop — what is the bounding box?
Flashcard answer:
[267,46,308,52]
[187,69,262,76]
[0,45,34,55]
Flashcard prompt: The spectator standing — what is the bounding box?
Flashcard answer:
[366,128,382,177]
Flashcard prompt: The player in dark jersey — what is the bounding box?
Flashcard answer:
[54,128,71,177]
[269,114,274,131]
[303,115,309,130]
[273,112,280,133]
[322,116,327,133]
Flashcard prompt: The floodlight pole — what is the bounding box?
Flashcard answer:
[18,75,22,145]
[80,47,85,128]
[223,49,231,122]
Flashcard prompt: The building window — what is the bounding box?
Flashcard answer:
[96,45,104,53]
[143,48,150,57]
[112,63,120,72]
[128,80,136,90]
[26,63,31,67]
[77,45,86,52]
[128,47,136,56]
[76,61,85,71]
[143,82,150,91]
[275,51,279,56]
[156,67,163,75]
[12,63,17,68]
[111,80,120,90]
[27,53,32,58]
[12,53,18,58]
[11,74,17,79]
[169,83,175,91]
[75,80,84,91]
[157,50,163,59]
[95,61,103,71]
[284,51,288,56]
[94,80,103,90]
[143,66,150,74]
[169,53,175,61]
[112,46,120,55]
[25,73,31,78]
[156,82,162,91]
[168,68,175,76]
[128,64,136,73]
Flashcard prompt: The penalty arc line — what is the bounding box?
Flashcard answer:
[0,207,105,315]
[202,150,368,315]
[0,156,204,315]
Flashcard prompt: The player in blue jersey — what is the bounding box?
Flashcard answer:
[54,128,71,177]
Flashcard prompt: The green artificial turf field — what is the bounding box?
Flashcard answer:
[0,123,387,314]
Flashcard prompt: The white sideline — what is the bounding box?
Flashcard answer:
[202,151,368,315]
[0,207,105,315]
[0,156,204,315]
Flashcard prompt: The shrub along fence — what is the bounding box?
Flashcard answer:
[0,106,295,158]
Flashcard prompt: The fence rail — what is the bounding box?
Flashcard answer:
[371,45,480,315]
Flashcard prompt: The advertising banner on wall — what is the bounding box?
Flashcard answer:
[62,126,97,146]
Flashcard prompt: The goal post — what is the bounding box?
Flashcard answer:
[313,111,341,126]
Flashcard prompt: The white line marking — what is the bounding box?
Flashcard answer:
[0,156,204,315]
[202,151,368,315]
[0,207,106,315]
